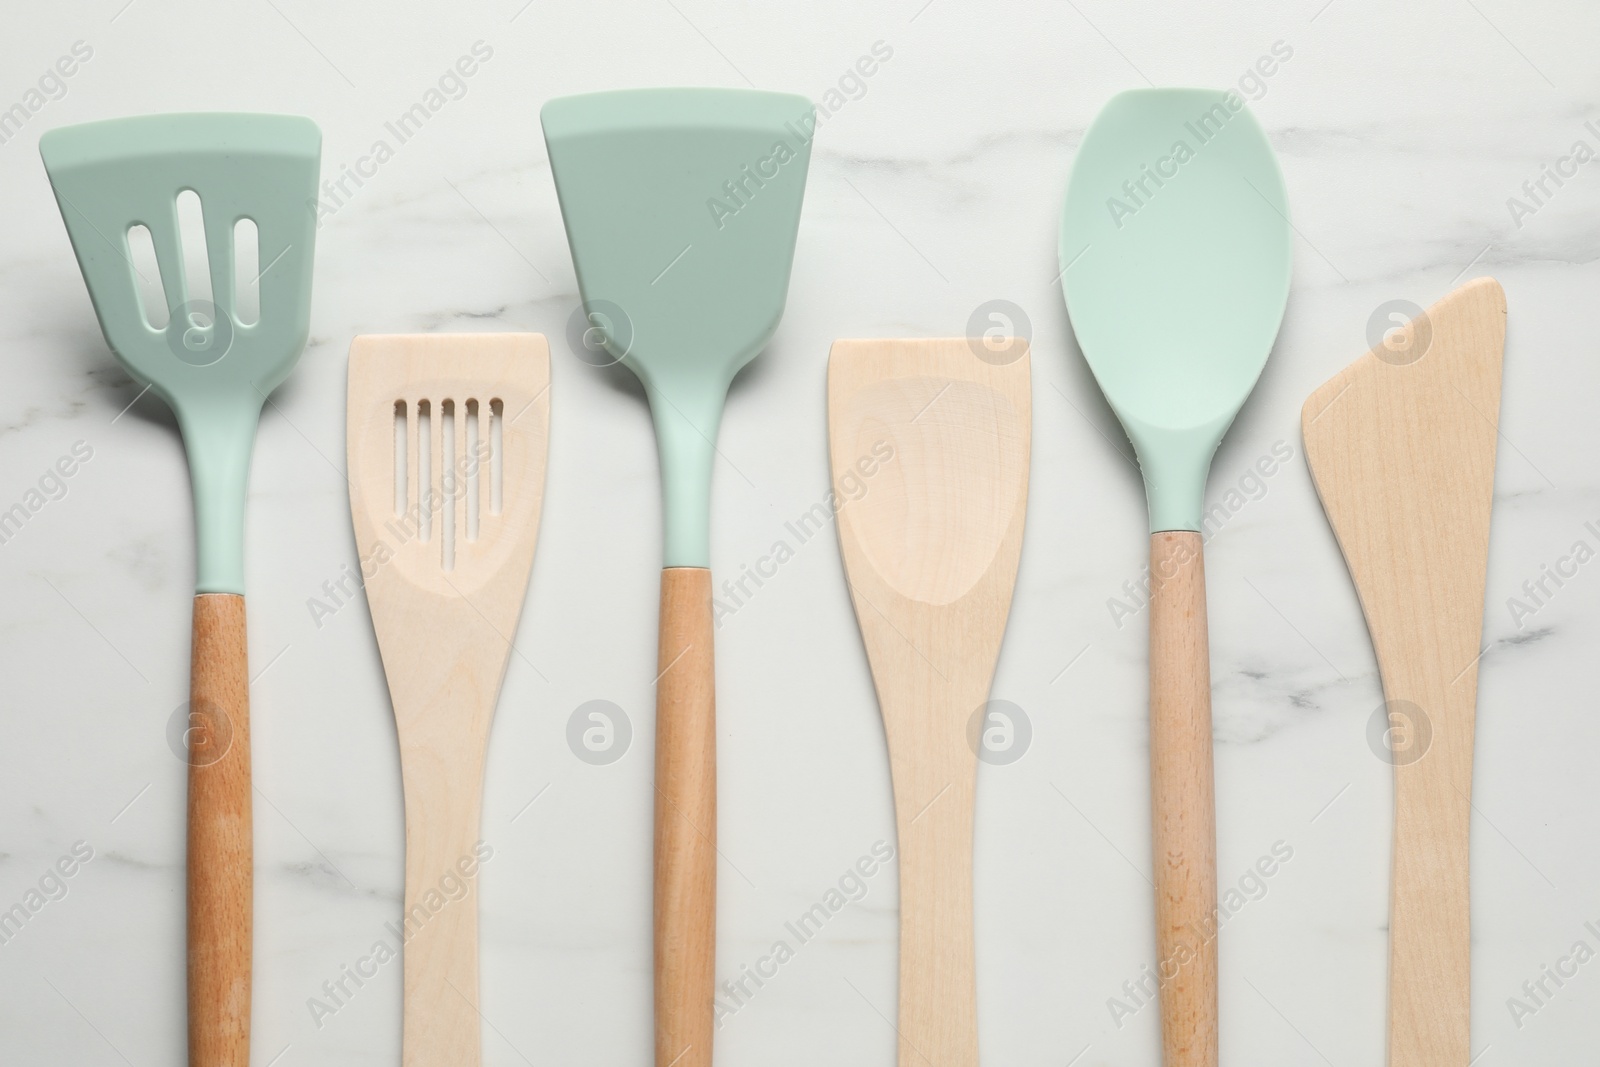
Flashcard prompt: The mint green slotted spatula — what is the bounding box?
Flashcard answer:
[542,88,811,1067]
[1059,89,1291,1067]
[42,113,319,1067]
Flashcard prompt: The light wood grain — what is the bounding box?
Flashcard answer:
[1301,277,1505,1067]
[1148,531,1217,1067]
[829,337,1031,1067]
[348,333,550,1067]
[654,567,716,1067]
[188,591,252,1067]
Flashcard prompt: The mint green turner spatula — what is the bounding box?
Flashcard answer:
[542,89,811,1067]
[1059,89,1291,1067]
[42,113,319,1067]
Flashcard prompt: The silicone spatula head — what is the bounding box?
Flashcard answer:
[41,113,320,591]
[542,88,812,565]
[1059,89,1290,531]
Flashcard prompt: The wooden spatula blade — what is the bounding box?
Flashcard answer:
[349,333,550,615]
[1301,277,1505,1067]
[1303,278,1504,648]
[346,332,550,1067]
[829,337,1031,1067]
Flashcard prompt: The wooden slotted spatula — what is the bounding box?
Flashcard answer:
[829,338,1031,1066]
[1302,278,1505,1066]
[347,334,550,1066]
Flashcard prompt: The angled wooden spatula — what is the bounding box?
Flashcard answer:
[1302,278,1505,1066]
[830,337,1031,1066]
[347,333,550,1066]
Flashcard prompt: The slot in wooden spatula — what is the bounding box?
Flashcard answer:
[347,333,550,1066]
[830,337,1031,1067]
[1302,278,1505,1066]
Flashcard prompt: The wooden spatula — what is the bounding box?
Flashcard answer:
[1301,278,1505,1066]
[347,333,550,1067]
[829,337,1031,1067]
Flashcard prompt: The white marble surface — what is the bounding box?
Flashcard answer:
[3,1,1599,1063]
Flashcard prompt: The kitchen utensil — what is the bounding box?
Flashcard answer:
[829,337,1031,1066]
[1302,278,1505,1066]
[346,333,551,1066]
[41,112,320,1065]
[1058,88,1291,1066]
[541,87,812,1067]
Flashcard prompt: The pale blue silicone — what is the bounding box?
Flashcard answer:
[1059,89,1291,532]
[542,89,813,567]
[41,113,320,593]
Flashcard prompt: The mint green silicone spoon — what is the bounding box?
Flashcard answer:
[542,88,811,1067]
[1059,89,1290,1067]
[42,113,319,1066]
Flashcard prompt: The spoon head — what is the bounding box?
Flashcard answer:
[1060,88,1290,531]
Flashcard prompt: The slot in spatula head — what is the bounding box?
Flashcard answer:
[347,334,550,603]
[41,113,319,408]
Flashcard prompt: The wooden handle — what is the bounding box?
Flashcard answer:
[654,567,717,1067]
[188,593,252,1067]
[400,750,487,1066]
[894,772,978,1066]
[1148,532,1218,1067]
[1387,687,1474,1065]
